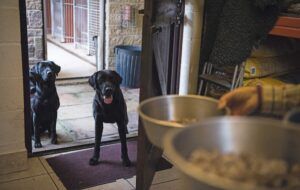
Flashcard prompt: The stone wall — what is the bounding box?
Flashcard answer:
[0,0,28,174]
[105,0,144,69]
[26,0,44,65]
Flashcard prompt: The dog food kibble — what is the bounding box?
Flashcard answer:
[189,149,300,188]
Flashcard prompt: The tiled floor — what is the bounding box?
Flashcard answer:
[0,157,64,190]
[33,83,139,152]
[0,156,182,190]
[47,41,96,79]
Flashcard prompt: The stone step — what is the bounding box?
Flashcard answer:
[56,78,89,86]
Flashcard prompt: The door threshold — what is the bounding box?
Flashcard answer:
[30,135,138,157]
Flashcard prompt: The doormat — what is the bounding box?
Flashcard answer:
[47,140,172,190]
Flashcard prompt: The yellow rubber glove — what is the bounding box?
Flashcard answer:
[218,87,260,116]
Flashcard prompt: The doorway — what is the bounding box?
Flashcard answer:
[25,0,141,154]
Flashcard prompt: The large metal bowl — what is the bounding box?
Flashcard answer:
[164,117,300,190]
[138,95,227,149]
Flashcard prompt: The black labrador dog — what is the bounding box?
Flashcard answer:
[89,70,131,167]
[30,61,60,148]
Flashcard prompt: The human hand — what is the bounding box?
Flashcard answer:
[218,86,260,116]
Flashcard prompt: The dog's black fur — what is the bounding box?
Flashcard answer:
[30,61,60,148]
[88,70,131,167]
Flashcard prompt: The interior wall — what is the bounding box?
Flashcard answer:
[105,0,144,69]
[0,0,28,174]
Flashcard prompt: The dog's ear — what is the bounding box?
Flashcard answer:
[111,71,122,85]
[49,61,61,75]
[29,62,40,81]
[89,72,99,90]
[29,63,40,93]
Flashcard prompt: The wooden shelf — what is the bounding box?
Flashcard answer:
[269,16,300,39]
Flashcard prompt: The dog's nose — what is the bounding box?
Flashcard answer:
[105,87,113,94]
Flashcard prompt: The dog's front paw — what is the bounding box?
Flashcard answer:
[34,142,42,148]
[89,157,99,166]
[122,156,132,167]
[51,137,58,144]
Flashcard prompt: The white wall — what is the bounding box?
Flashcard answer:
[0,0,28,174]
[179,0,205,95]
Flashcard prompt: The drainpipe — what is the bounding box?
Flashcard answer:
[97,0,105,71]
[179,0,205,95]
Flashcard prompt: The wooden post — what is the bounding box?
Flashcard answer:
[136,0,165,189]
[136,0,184,189]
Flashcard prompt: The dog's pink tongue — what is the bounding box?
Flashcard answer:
[104,96,113,104]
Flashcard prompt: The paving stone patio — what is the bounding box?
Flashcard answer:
[47,41,96,79]
[33,83,139,152]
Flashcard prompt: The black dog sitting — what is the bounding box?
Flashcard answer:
[30,61,60,148]
[88,70,131,167]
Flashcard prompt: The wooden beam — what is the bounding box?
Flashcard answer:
[270,26,300,39]
[136,0,164,189]
[274,16,300,28]
[269,16,300,39]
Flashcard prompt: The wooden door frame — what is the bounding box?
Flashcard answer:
[136,0,184,189]
[19,0,33,155]
[43,0,48,59]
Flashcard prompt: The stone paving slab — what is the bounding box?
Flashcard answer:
[73,91,95,104]
[59,92,94,107]
[60,117,120,141]
[56,83,93,94]
[127,112,138,132]
[34,122,74,151]
[59,93,81,107]
[33,84,139,152]
[47,42,96,79]
[58,104,93,120]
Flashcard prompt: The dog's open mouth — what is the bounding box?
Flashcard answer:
[103,95,113,104]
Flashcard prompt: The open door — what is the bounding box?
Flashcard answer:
[136,0,184,189]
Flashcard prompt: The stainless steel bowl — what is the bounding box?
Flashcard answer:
[138,95,227,149]
[164,117,300,190]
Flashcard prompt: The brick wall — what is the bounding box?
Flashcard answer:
[26,0,44,65]
[0,0,28,174]
[105,0,144,69]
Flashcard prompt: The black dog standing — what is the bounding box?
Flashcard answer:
[30,61,60,148]
[89,70,131,167]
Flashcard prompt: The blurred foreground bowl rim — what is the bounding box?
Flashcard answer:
[138,95,223,128]
[163,116,300,190]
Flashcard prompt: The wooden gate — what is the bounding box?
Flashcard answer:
[74,0,88,50]
[63,0,74,43]
[51,0,64,41]
[45,0,52,34]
